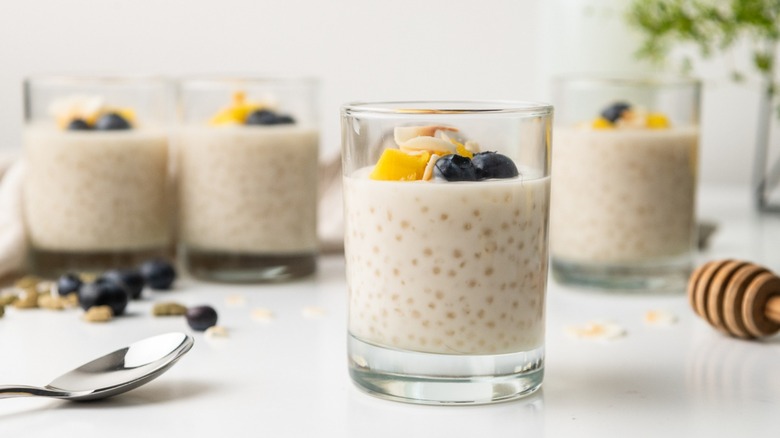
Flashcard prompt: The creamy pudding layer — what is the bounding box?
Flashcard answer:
[178,125,319,253]
[551,127,698,263]
[23,126,172,251]
[344,169,550,355]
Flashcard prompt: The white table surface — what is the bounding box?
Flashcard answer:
[1,185,779,437]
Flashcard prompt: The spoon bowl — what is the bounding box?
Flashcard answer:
[0,332,194,401]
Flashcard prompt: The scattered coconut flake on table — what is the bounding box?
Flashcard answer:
[644,310,677,327]
[565,321,626,341]
[251,307,275,322]
[302,306,327,319]
[205,325,229,338]
[225,294,247,307]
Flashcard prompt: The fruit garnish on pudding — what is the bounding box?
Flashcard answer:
[370,125,518,182]
[209,91,295,126]
[590,102,670,130]
[49,95,135,131]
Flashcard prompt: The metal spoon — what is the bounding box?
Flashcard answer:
[0,332,194,401]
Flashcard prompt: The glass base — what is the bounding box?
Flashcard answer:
[29,247,171,278]
[183,249,316,283]
[348,334,544,405]
[551,256,692,293]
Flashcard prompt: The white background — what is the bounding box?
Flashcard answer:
[0,0,768,184]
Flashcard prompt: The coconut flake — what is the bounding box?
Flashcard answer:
[565,321,626,341]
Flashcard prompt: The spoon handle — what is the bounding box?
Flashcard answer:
[0,385,70,399]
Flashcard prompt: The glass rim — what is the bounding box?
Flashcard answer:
[341,100,553,117]
[553,74,701,88]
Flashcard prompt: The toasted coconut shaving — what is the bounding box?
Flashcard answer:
[422,154,441,181]
[394,125,459,145]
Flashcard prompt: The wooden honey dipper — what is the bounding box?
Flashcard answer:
[688,260,780,339]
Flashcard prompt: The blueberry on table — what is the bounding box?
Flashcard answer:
[186,305,218,331]
[66,119,92,131]
[101,269,145,300]
[94,112,131,130]
[56,273,82,296]
[245,109,279,125]
[600,102,631,124]
[78,279,129,316]
[433,154,477,181]
[472,152,519,180]
[139,259,177,290]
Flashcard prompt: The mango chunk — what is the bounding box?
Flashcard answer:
[370,149,430,181]
[455,143,474,158]
[591,117,613,130]
[209,91,264,126]
[646,112,670,129]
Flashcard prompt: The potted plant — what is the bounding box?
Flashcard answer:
[628,0,780,211]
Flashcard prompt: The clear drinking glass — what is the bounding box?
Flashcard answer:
[341,101,553,404]
[23,75,174,277]
[177,77,319,282]
[550,76,701,291]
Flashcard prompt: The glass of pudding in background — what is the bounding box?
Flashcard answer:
[550,76,701,291]
[177,77,319,282]
[23,76,174,276]
[341,101,553,404]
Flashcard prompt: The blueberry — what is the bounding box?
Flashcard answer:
[472,152,519,180]
[66,119,92,131]
[245,110,278,125]
[433,154,477,182]
[94,112,131,130]
[56,273,82,296]
[78,279,129,316]
[186,305,218,331]
[273,114,295,125]
[600,102,631,123]
[101,269,145,300]
[139,259,177,290]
